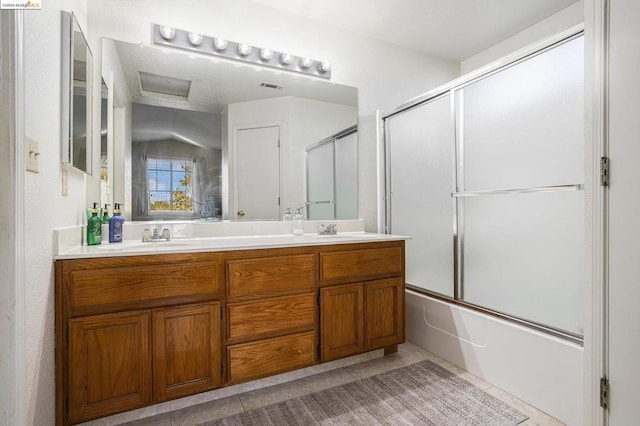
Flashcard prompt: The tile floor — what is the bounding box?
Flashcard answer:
[118,341,564,426]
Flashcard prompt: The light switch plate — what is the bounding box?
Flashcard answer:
[26,137,39,173]
[62,170,68,196]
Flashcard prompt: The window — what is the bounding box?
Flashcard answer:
[147,157,193,213]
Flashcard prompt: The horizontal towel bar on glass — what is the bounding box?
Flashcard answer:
[304,200,335,205]
[451,183,583,198]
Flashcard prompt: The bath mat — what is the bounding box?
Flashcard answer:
[205,359,528,425]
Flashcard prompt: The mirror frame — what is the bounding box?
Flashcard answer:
[61,10,93,175]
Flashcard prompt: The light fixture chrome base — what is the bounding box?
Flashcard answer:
[153,24,332,80]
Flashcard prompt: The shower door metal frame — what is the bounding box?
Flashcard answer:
[381,26,586,345]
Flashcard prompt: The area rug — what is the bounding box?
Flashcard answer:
[206,360,529,425]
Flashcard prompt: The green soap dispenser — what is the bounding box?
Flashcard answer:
[102,204,111,224]
[87,202,102,245]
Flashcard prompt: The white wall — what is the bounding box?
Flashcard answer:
[22,1,90,424]
[87,0,460,231]
[460,1,584,74]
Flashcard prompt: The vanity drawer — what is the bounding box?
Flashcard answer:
[227,331,316,384]
[227,292,316,342]
[226,254,316,298]
[70,261,220,309]
[319,247,403,281]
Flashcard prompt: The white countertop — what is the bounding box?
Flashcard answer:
[54,232,410,260]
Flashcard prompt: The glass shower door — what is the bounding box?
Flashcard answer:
[386,94,455,297]
[455,35,585,335]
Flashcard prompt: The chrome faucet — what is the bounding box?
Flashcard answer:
[318,224,337,235]
[142,227,171,242]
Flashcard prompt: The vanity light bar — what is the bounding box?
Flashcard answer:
[152,24,332,79]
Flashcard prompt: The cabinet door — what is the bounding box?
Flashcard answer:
[366,278,405,350]
[320,283,364,362]
[69,311,151,424]
[153,302,221,401]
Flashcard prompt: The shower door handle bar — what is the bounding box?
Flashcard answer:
[304,200,335,205]
[451,183,584,198]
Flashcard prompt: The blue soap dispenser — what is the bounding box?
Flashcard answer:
[109,203,125,243]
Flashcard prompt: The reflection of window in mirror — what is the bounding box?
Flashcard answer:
[147,158,194,214]
[131,103,223,220]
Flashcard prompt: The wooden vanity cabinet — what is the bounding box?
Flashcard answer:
[319,245,405,362]
[153,302,221,402]
[68,310,152,424]
[56,253,223,425]
[225,251,318,384]
[56,241,405,425]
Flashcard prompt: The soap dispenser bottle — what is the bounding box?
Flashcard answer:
[102,204,110,224]
[282,207,293,233]
[109,203,125,243]
[87,203,102,245]
[293,206,304,236]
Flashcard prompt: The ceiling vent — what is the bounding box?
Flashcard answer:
[260,82,283,90]
[139,71,191,98]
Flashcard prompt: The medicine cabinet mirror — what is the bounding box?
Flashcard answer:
[102,37,357,221]
[61,11,93,174]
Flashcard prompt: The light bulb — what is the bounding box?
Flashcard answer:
[318,62,331,73]
[213,37,228,51]
[159,26,176,41]
[260,48,274,61]
[237,43,252,56]
[299,57,314,69]
[281,53,294,65]
[188,32,203,46]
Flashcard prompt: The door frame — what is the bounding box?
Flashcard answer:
[585,0,607,424]
[0,10,26,426]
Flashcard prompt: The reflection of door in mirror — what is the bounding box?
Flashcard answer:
[306,127,358,220]
[236,126,280,220]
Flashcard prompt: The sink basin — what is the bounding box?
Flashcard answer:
[95,241,195,250]
[310,233,380,240]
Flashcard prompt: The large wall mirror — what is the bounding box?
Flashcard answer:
[101,38,358,221]
[61,11,92,174]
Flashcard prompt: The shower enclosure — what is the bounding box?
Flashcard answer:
[383,32,584,340]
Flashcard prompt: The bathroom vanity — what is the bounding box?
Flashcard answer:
[54,235,405,425]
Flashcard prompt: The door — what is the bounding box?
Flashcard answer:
[69,311,151,423]
[236,126,280,220]
[365,278,404,350]
[607,0,640,422]
[320,283,364,362]
[153,302,221,401]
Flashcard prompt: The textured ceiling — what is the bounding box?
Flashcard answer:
[249,0,581,61]
[113,39,357,114]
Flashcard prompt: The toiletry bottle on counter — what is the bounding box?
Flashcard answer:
[283,207,293,233]
[293,206,304,236]
[109,203,124,243]
[102,204,110,224]
[87,202,102,245]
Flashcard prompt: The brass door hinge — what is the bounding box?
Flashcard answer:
[600,377,609,409]
[601,157,610,187]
